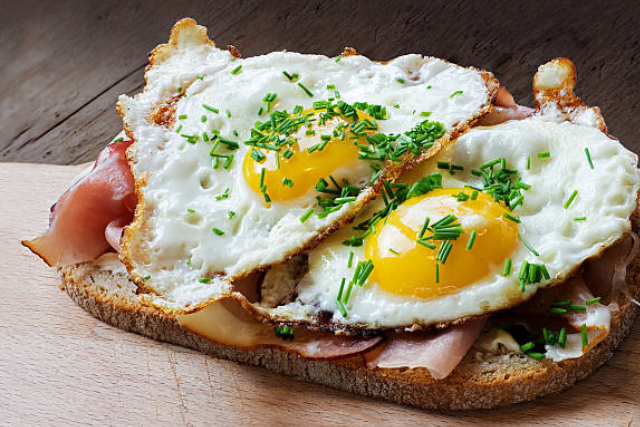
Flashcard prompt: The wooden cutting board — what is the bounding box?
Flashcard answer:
[2,162,640,427]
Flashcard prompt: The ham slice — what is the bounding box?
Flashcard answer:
[479,87,534,126]
[178,297,383,360]
[23,139,137,266]
[362,317,487,379]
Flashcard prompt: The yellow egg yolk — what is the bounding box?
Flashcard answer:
[364,188,519,299]
[243,108,376,202]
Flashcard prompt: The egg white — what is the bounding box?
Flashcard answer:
[117,20,494,312]
[252,115,640,330]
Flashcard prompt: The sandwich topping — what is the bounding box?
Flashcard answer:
[22,19,640,383]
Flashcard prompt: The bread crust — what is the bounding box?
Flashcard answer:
[59,222,640,411]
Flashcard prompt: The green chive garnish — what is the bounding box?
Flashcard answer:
[518,233,539,256]
[300,208,314,223]
[113,137,124,142]
[397,78,405,84]
[348,251,354,268]
[581,323,588,349]
[564,190,578,209]
[586,297,602,305]
[196,74,203,80]
[230,65,243,75]
[225,109,231,118]
[212,228,225,236]
[569,304,587,311]
[202,104,219,113]
[178,114,188,120]
[336,299,347,317]
[466,230,477,250]
[435,263,439,283]
[520,341,535,352]
[526,156,531,170]
[502,258,512,276]
[297,82,314,97]
[558,327,567,348]
[143,275,151,280]
[573,216,587,221]
[450,90,463,98]
[585,148,594,169]
[420,111,432,117]
[199,278,211,283]
[537,151,551,159]
[228,211,236,219]
[389,248,400,255]
[504,213,521,223]
[526,352,546,361]
[548,307,568,314]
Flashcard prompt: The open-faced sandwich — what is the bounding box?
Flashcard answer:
[24,19,640,411]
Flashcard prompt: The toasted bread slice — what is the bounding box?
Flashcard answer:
[59,224,640,411]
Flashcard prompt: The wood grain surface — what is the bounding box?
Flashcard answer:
[1,0,639,165]
[2,163,640,426]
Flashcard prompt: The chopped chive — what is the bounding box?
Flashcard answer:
[336,299,347,317]
[337,278,346,301]
[417,239,436,249]
[548,307,568,314]
[581,324,588,349]
[230,64,243,75]
[113,137,124,142]
[335,55,342,63]
[282,177,294,187]
[202,104,219,113]
[520,341,535,352]
[393,103,400,109]
[397,78,405,84]
[526,156,531,170]
[389,248,400,255]
[450,90,463,98]
[297,82,314,97]
[586,297,602,305]
[212,228,225,236]
[418,217,431,239]
[558,327,567,348]
[420,111,432,117]
[225,109,231,118]
[196,74,203,80]
[552,300,572,307]
[175,124,183,133]
[259,167,266,188]
[426,85,432,89]
[437,161,450,170]
[199,278,211,283]
[300,208,314,223]
[348,251,354,268]
[504,213,521,223]
[573,216,587,221]
[585,148,594,169]
[327,84,336,89]
[471,191,478,200]
[479,158,501,170]
[187,208,195,213]
[569,304,587,311]
[143,275,151,280]
[466,230,477,250]
[502,258,512,276]
[564,190,578,209]
[178,114,188,120]
[228,211,236,219]
[435,263,439,283]
[526,352,546,361]
[201,115,207,122]
[537,151,551,159]
[518,233,539,256]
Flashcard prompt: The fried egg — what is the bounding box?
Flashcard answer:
[251,114,640,331]
[116,19,497,312]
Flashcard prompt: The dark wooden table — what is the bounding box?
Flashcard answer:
[1,0,639,165]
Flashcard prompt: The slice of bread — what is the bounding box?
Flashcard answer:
[59,220,640,411]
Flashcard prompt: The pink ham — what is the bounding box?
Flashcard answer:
[479,86,534,126]
[178,297,383,360]
[23,139,137,266]
[362,317,487,379]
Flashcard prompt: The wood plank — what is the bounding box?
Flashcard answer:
[3,162,640,426]
[1,1,639,164]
